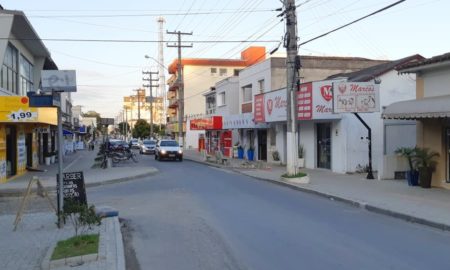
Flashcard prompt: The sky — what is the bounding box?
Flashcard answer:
[2,0,448,118]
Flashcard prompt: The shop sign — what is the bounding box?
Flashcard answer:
[57,171,87,206]
[223,113,268,129]
[254,88,287,123]
[190,116,222,130]
[8,109,38,122]
[332,82,380,113]
[297,80,341,120]
[0,97,57,125]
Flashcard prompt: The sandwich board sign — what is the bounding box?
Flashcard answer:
[332,82,380,113]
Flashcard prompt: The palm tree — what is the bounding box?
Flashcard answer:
[414,147,440,188]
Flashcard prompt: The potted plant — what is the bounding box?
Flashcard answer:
[50,151,56,164]
[272,150,280,162]
[247,145,255,161]
[44,152,52,166]
[237,144,244,159]
[298,144,305,168]
[413,147,440,188]
[395,147,418,186]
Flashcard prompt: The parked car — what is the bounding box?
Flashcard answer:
[129,139,140,149]
[108,139,129,151]
[140,140,156,154]
[155,140,183,161]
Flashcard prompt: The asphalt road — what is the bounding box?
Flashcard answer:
[88,152,450,270]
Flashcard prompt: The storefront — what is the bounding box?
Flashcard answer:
[254,88,288,163]
[190,116,232,156]
[223,113,267,159]
[0,96,57,182]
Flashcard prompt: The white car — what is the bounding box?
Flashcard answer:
[155,140,183,161]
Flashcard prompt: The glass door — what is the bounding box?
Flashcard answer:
[317,123,331,169]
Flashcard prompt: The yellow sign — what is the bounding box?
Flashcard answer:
[0,96,57,125]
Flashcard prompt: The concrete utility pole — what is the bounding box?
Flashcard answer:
[284,0,300,175]
[124,106,128,139]
[143,71,159,138]
[167,30,192,147]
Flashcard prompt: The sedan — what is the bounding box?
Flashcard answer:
[155,140,183,161]
[139,140,156,154]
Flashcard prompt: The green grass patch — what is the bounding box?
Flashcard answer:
[282,172,307,178]
[51,234,99,260]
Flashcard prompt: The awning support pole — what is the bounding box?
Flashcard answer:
[353,113,374,179]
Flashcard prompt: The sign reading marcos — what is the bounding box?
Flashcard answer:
[254,88,287,123]
[298,80,341,120]
[332,82,380,113]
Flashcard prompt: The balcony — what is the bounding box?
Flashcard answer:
[167,91,177,100]
[168,99,178,108]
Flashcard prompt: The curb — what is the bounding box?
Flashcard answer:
[0,168,159,197]
[185,156,450,232]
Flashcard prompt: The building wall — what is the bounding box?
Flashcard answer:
[423,68,450,98]
[215,76,239,116]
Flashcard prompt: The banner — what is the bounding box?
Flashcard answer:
[333,82,380,113]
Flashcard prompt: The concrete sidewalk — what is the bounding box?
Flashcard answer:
[0,149,158,197]
[184,149,450,231]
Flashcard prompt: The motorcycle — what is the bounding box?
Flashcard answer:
[111,149,138,163]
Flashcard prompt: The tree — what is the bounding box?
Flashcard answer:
[118,122,130,136]
[132,119,150,139]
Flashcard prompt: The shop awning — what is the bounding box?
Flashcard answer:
[63,129,74,135]
[382,95,450,119]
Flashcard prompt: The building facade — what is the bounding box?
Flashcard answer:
[166,46,266,149]
[384,53,450,188]
[0,8,58,182]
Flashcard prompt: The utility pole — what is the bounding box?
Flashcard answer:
[124,106,128,139]
[143,71,159,138]
[167,30,192,147]
[133,89,142,121]
[284,0,300,175]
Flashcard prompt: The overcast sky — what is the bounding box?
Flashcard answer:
[2,0,448,117]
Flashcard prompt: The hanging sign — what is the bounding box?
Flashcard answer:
[332,82,380,113]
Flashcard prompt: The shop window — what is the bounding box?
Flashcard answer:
[19,54,34,95]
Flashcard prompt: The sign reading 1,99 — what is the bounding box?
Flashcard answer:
[8,110,38,122]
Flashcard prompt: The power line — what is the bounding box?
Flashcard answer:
[26,9,277,18]
[299,0,406,47]
[0,37,279,43]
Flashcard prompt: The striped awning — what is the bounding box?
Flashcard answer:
[382,95,450,119]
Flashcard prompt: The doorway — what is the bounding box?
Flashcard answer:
[26,133,33,168]
[317,123,331,169]
[6,125,17,177]
[257,130,267,161]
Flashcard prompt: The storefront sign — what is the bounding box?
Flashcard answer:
[0,97,57,125]
[17,134,26,171]
[8,109,38,122]
[57,171,87,205]
[223,113,268,129]
[254,88,287,123]
[190,116,222,130]
[332,82,380,113]
[297,80,341,120]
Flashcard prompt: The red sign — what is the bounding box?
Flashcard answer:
[190,116,222,130]
[297,82,313,120]
[320,85,333,101]
[254,94,265,123]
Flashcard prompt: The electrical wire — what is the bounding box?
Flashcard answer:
[0,37,279,43]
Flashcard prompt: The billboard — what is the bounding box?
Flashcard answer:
[41,70,77,92]
[332,82,380,113]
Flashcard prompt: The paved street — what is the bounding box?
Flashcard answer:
[84,153,450,270]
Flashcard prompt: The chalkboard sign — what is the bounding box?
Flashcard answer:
[56,171,87,209]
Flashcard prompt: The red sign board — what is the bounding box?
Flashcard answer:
[190,116,222,130]
[297,82,313,120]
[254,94,265,123]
